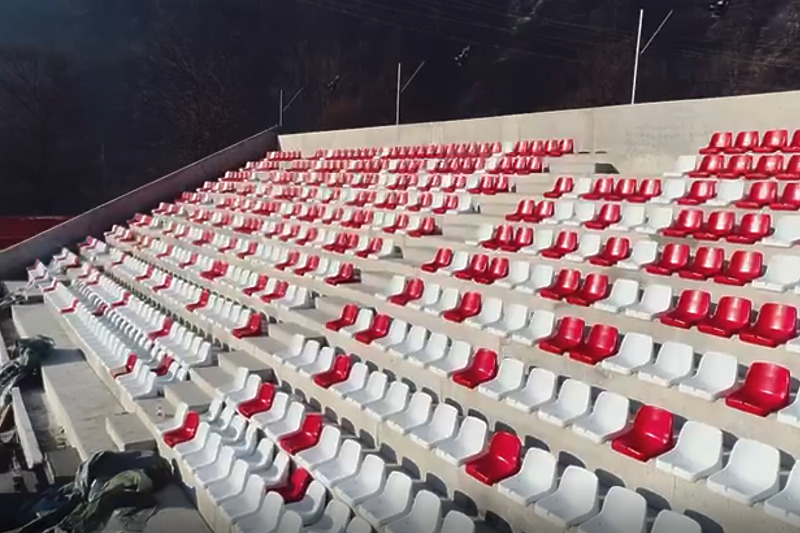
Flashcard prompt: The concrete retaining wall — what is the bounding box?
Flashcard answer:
[279,90,800,174]
[0,128,279,279]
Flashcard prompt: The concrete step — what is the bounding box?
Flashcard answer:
[105,412,156,452]
[188,367,231,400]
[163,381,212,412]
[218,349,275,379]
[548,160,618,175]
[314,294,351,317]
[265,320,322,346]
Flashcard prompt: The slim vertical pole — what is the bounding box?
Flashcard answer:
[279,89,284,127]
[395,62,402,125]
[631,8,644,105]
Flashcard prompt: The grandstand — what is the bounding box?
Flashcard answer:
[4,90,800,533]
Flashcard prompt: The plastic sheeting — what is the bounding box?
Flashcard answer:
[0,336,54,409]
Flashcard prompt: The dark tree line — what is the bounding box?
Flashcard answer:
[0,0,798,216]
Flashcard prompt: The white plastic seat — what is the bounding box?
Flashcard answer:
[617,240,658,271]
[284,340,322,371]
[505,367,557,413]
[205,459,250,506]
[637,206,673,235]
[764,462,800,527]
[495,261,531,289]
[423,287,460,316]
[655,421,723,481]
[593,279,639,313]
[709,180,746,206]
[157,401,188,435]
[261,451,291,488]
[388,326,429,359]
[538,379,591,427]
[463,297,503,330]
[565,233,601,262]
[229,424,259,458]
[676,351,738,401]
[485,303,529,337]
[373,319,409,350]
[244,438,275,472]
[365,381,410,421]
[440,511,475,533]
[534,466,599,528]
[567,201,595,226]
[517,264,554,294]
[477,358,525,400]
[345,517,372,533]
[651,511,702,533]
[305,500,352,533]
[439,251,470,275]
[184,433,223,472]
[216,473,266,530]
[706,438,781,505]
[357,471,414,528]
[576,486,646,533]
[228,374,262,406]
[624,284,672,320]
[252,392,290,428]
[230,492,284,533]
[295,425,341,470]
[384,490,442,533]
[553,201,577,225]
[330,363,369,398]
[263,402,306,441]
[764,215,800,248]
[752,255,800,292]
[340,309,374,337]
[637,341,694,386]
[427,341,472,377]
[467,224,493,246]
[345,372,387,408]
[219,415,248,445]
[381,276,406,301]
[195,446,236,487]
[333,454,387,507]
[571,391,629,444]
[175,422,211,457]
[314,439,363,487]
[406,332,449,367]
[408,403,459,449]
[434,416,488,466]
[275,334,306,363]
[612,204,646,231]
[286,480,326,525]
[778,394,800,428]
[298,347,335,377]
[386,392,433,434]
[497,447,557,505]
[510,309,555,346]
[407,283,441,312]
[217,367,250,400]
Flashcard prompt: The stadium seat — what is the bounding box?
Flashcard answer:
[700,131,731,154]
[576,487,646,533]
[696,296,752,337]
[772,182,800,210]
[365,381,410,421]
[571,391,630,444]
[611,405,675,462]
[345,372,388,408]
[581,177,614,200]
[273,467,313,504]
[313,439,363,487]
[543,176,574,198]
[726,213,772,244]
[645,243,690,276]
[539,269,581,300]
[725,362,791,416]
[677,247,724,280]
[506,199,536,222]
[618,240,658,270]
[325,304,359,331]
[279,413,324,453]
[442,292,482,323]
[706,439,780,505]
[678,351,739,400]
[739,303,798,347]
[332,454,386,507]
[677,180,717,205]
[719,154,753,179]
[569,324,619,365]
[539,316,585,354]
[295,426,341,470]
[637,342,694,386]
[660,290,711,329]
[388,279,424,306]
[655,421,723,482]
[408,403,459,449]
[385,392,433,435]
[354,314,392,344]
[164,411,199,447]
[747,156,784,180]
[496,447,556,505]
[505,367,557,413]
[455,254,489,280]
[465,431,522,485]
[566,273,610,307]
[538,379,591,427]
[583,203,621,230]
[421,248,454,273]
[687,154,724,178]
[714,250,763,285]
[452,349,498,388]
[587,237,631,266]
[540,230,579,259]
[694,211,735,240]
[238,383,276,418]
[764,463,800,526]
[534,466,598,528]
[384,490,442,533]
[593,279,639,314]
[477,357,525,400]
[357,471,414,528]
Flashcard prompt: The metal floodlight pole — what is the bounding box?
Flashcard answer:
[395,62,402,125]
[631,8,644,105]
[279,89,284,127]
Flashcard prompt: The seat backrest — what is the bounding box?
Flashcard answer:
[631,405,673,441]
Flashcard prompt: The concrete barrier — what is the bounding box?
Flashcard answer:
[278,90,800,174]
[0,127,279,279]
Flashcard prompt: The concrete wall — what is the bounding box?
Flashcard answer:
[279,90,800,174]
[0,128,279,279]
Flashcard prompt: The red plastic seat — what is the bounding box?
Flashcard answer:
[163,411,200,448]
[677,247,724,280]
[771,183,800,211]
[777,154,800,180]
[465,431,522,485]
[539,316,585,354]
[528,201,555,223]
[540,230,579,259]
[569,324,619,365]
[697,296,752,338]
[754,129,788,153]
[454,254,489,281]
[584,203,621,230]
[725,213,772,244]
[112,354,138,379]
[452,349,499,388]
[442,292,482,323]
[587,237,631,267]
[325,263,359,286]
[687,155,724,178]
[677,181,717,205]
[660,290,711,329]
[325,304,359,331]
[727,130,759,154]
[274,251,300,271]
[607,178,638,201]
[739,303,798,347]
[272,468,313,503]
[389,278,425,306]
[693,211,735,241]
[786,130,800,153]
[355,237,387,258]
[628,179,662,203]
[232,313,262,339]
[565,273,610,306]
[260,281,288,303]
[481,225,514,250]
[718,155,753,179]
[644,243,690,276]
[421,248,454,273]
[294,255,321,276]
[699,132,732,154]
[713,250,763,286]
[539,269,581,301]
[746,155,784,180]
[313,355,353,388]
[506,199,536,222]
[504,227,533,252]
[581,177,614,200]
[736,181,778,209]
[279,413,324,454]
[354,314,392,344]
[725,362,790,417]
[475,257,509,285]
[238,383,276,418]
[662,209,703,238]
[543,176,574,198]
[611,405,675,462]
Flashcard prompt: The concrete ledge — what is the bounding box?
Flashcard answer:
[105,412,156,452]
[10,388,43,468]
